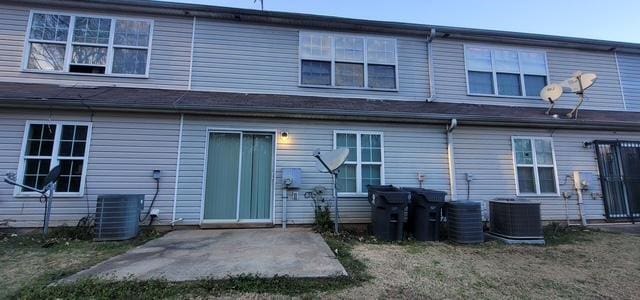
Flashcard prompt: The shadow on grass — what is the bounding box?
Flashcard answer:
[9,232,370,299]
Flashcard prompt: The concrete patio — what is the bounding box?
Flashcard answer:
[62,228,347,282]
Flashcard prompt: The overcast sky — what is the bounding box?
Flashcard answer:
[161,0,640,43]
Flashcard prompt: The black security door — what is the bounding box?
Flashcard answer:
[595,141,640,220]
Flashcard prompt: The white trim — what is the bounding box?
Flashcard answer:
[22,10,154,77]
[187,16,196,90]
[200,128,277,224]
[299,31,399,91]
[511,136,560,197]
[464,44,549,98]
[333,130,385,197]
[614,51,628,111]
[171,113,184,224]
[14,120,93,198]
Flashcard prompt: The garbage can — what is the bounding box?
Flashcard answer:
[404,188,447,241]
[368,185,410,241]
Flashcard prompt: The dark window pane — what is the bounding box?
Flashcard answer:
[59,141,72,156]
[468,71,494,94]
[72,142,86,157]
[301,60,331,85]
[367,64,396,89]
[69,177,81,192]
[29,124,43,139]
[75,126,88,140]
[27,141,40,156]
[335,62,364,87]
[56,176,70,193]
[538,167,557,193]
[524,75,547,97]
[40,141,54,156]
[42,124,56,140]
[497,73,522,96]
[62,125,75,140]
[60,160,72,174]
[22,159,50,191]
[517,166,536,193]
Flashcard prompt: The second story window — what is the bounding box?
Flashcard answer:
[299,32,397,90]
[24,12,152,77]
[465,46,548,98]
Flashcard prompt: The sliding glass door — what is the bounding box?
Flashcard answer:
[204,131,273,222]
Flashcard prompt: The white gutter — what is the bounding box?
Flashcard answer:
[614,51,628,111]
[446,118,458,201]
[426,28,436,102]
[171,113,184,225]
[187,16,196,90]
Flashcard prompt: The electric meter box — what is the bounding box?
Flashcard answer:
[282,168,302,189]
[573,171,596,190]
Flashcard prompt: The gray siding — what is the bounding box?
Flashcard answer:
[0,108,179,227]
[616,52,640,111]
[453,126,640,221]
[190,19,429,101]
[175,116,449,225]
[432,38,626,111]
[0,3,193,90]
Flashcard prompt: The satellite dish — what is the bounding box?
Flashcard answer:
[540,83,564,115]
[561,72,597,93]
[313,148,349,173]
[312,148,350,234]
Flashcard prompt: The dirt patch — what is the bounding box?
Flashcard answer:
[325,231,640,299]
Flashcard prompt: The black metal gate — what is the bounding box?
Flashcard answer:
[595,141,640,221]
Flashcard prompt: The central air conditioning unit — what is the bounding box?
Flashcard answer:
[94,194,145,241]
[489,199,544,242]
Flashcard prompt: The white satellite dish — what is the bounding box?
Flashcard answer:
[539,71,597,119]
[314,148,349,173]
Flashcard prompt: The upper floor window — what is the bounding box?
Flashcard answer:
[465,46,548,98]
[16,122,92,196]
[24,12,153,77]
[512,137,558,196]
[334,131,385,196]
[300,32,397,90]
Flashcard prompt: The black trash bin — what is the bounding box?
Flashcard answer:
[404,188,447,241]
[368,185,410,241]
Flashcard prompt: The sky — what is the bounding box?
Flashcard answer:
[160,0,640,43]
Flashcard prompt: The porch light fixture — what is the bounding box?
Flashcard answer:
[280,130,289,143]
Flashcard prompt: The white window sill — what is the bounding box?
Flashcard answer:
[467,93,540,100]
[14,192,85,198]
[516,193,560,198]
[22,69,149,79]
[299,84,398,92]
[337,193,369,198]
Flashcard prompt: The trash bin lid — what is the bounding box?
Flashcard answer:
[373,191,410,206]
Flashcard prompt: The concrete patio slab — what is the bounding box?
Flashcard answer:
[62,228,347,282]
[590,224,640,236]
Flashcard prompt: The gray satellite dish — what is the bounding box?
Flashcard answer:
[314,147,349,173]
[313,148,349,234]
[540,83,564,115]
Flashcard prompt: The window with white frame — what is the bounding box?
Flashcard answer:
[465,46,548,97]
[512,137,558,195]
[24,12,152,76]
[300,32,397,89]
[334,131,384,195]
[17,122,91,195]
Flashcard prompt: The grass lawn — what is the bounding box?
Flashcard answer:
[1,225,639,299]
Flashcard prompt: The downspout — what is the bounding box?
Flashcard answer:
[446,118,458,201]
[426,28,436,102]
[613,50,628,111]
[171,113,184,227]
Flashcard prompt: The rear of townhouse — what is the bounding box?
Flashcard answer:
[1,0,640,229]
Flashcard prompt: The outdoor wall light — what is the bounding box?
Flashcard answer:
[280,130,289,143]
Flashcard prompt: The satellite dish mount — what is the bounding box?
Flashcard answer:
[313,148,349,234]
[540,71,597,119]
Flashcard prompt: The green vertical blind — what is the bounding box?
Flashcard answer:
[204,132,273,221]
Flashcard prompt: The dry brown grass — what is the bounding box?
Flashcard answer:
[323,229,640,299]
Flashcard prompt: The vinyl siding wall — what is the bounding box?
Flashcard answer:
[0,3,193,90]
[616,52,640,111]
[174,115,449,225]
[432,38,626,111]
[190,19,430,101]
[0,108,179,227]
[453,126,640,221]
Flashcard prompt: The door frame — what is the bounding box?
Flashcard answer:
[200,127,277,225]
[594,140,639,221]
